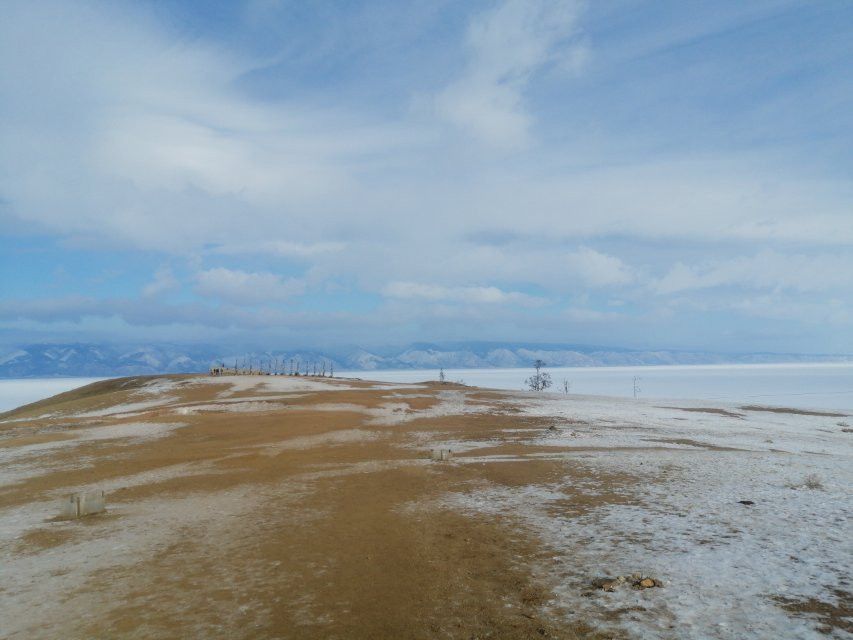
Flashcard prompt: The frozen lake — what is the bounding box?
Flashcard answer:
[0,378,107,413]
[340,363,853,413]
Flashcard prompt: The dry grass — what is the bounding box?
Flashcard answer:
[786,473,824,490]
[773,589,853,636]
[1,375,631,640]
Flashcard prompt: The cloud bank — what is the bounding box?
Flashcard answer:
[1,0,852,354]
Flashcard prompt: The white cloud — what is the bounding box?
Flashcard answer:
[0,0,413,253]
[433,0,584,147]
[561,307,623,323]
[382,281,545,306]
[564,247,636,287]
[195,268,305,305]
[0,296,96,322]
[433,159,853,247]
[654,251,853,295]
[1,1,853,353]
[2,1,850,260]
[142,266,179,298]
[207,240,346,258]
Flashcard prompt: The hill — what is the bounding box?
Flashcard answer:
[1,373,849,638]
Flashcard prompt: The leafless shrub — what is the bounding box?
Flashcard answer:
[804,474,824,490]
[785,473,823,491]
[786,473,824,490]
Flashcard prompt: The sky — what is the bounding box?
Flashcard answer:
[1,0,852,354]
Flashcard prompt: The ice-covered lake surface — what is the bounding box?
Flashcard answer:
[0,378,107,413]
[341,363,853,413]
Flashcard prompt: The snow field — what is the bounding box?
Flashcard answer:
[435,393,852,639]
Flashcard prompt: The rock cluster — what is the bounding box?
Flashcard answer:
[592,573,664,592]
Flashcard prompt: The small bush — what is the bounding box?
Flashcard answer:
[803,474,824,490]
[786,473,824,490]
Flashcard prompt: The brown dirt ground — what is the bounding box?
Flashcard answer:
[740,405,849,417]
[773,589,853,636]
[662,407,745,418]
[1,375,630,639]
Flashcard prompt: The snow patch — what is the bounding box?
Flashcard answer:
[74,397,176,417]
[174,401,286,415]
[435,391,853,640]
[261,429,384,454]
[0,422,186,485]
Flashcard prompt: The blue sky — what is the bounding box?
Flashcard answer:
[1,0,852,353]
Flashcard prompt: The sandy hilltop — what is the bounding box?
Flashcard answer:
[0,374,850,639]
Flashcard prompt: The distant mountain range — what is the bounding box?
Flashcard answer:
[1,342,851,378]
[0,344,214,378]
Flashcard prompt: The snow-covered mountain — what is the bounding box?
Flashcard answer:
[0,344,219,378]
[1,342,850,378]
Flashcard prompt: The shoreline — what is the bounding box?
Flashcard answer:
[4,360,853,414]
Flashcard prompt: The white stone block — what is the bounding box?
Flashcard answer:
[60,490,105,518]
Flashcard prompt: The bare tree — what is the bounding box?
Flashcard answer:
[563,379,570,394]
[439,367,446,384]
[525,359,552,392]
[330,362,334,378]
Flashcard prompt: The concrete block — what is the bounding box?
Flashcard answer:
[60,490,105,518]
